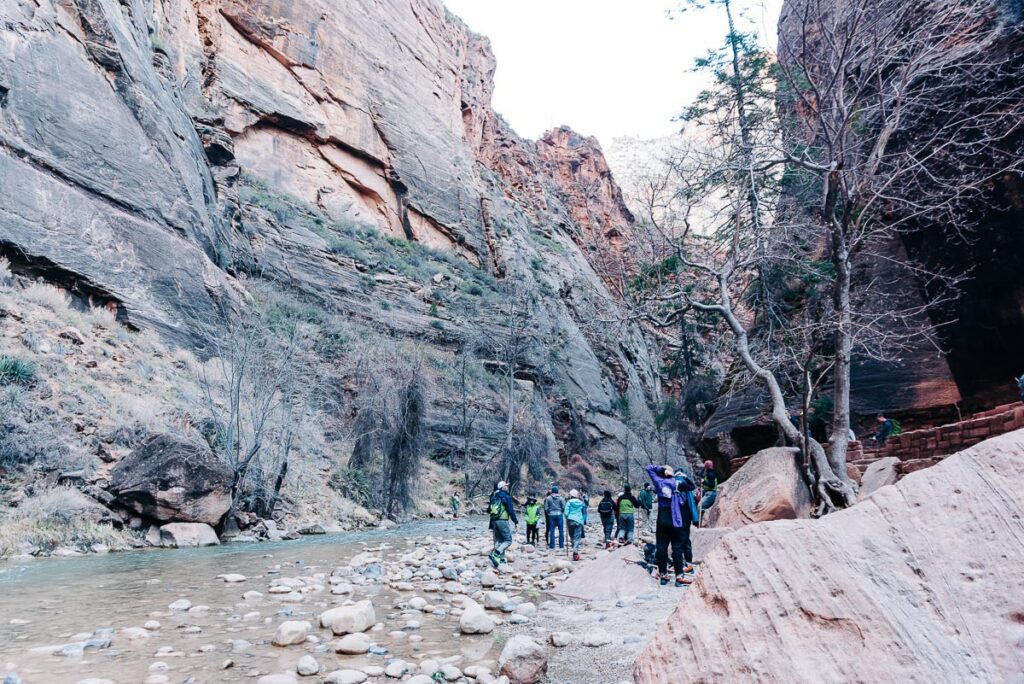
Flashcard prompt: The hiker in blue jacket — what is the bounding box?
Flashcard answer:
[646,464,697,587]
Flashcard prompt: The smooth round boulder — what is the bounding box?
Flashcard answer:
[320,601,376,635]
[272,620,311,646]
[334,632,372,654]
[296,655,320,676]
[322,671,367,684]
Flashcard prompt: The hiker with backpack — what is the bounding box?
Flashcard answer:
[699,460,718,526]
[638,483,654,533]
[597,491,616,549]
[646,464,697,587]
[564,489,587,561]
[615,485,640,544]
[487,481,518,568]
[523,495,542,546]
[543,486,565,550]
[872,414,901,446]
[450,492,460,519]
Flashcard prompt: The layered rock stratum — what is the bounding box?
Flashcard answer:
[634,428,1024,683]
[0,0,661,467]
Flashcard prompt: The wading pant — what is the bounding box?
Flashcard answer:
[601,515,614,543]
[492,519,513,559]
[546,515,564,549]
[617,513,636,542]
[567,520,584,552]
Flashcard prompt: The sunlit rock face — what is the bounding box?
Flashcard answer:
[0,0,662,465]
[635,428,1024,683]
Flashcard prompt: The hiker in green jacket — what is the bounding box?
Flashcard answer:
[638,483,655,533]
[523,496,542,546]
[450,492,460,519]
[615,485,640,544]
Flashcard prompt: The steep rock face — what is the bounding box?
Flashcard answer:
[536,127,634,285]
[0,0,660,465]
[635,429,1024,683]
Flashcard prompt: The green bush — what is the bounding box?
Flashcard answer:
[0,357,36,386]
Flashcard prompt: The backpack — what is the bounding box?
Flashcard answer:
[890,419,903,436]
[597,499,614,516]
[618,497,636,515]
[488,493,507,521]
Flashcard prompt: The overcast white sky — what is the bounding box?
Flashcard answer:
[443,0,783,146]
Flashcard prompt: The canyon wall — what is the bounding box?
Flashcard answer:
[699,0,1024,470]
[0,0,660,470]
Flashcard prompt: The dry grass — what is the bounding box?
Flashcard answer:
[0,487,132,559]
[20,282,70,312]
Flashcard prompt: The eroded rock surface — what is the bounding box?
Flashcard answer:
[109,434,232,526]
[635,429,1024,683]
[0,0,664,469]
[704,447,811,528]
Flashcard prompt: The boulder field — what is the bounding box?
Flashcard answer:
[635,428,1024,683]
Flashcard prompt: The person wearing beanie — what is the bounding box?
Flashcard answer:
[615,484,640,544]
[543,485,565,550]
[597,490,616,549]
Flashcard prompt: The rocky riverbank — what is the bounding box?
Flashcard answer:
[1,517,695,684]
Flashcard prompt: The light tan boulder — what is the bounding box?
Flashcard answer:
[704,447,811,528]
[859,456,901,497]
[319,600,375,635]
[159,523,219,548]
[635,430,1024,683]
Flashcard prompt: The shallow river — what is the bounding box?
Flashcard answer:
[0,519,497,683]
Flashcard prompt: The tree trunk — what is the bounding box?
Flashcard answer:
[709,269,856,511]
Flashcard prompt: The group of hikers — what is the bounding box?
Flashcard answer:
[475,460,720,587]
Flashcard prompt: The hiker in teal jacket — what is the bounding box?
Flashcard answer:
[564,489,587,562]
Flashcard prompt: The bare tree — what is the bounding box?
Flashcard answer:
[345,338,431,519]
[774,0,1024,476]
[195,294,320,520]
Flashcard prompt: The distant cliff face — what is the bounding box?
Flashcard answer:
[0,0,660,467]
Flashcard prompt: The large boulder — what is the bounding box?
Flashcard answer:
[704,447,811,528]
[159,523,219,548]
[859,456,901,497]
[498,635,548,684]
[549,545,654,601]
[634,429,1024,683]
[109,435,232,526]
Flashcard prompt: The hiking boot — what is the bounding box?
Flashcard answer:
[488,552,499,569]
[682,564,695,574]
[675,575,694,586]
[659,575,670,586]
[572,552,581,562]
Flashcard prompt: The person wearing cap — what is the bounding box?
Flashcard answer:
[646,464,698,587]
[699,460,718,525]
[543,485,565,550]
[487,481,518,568]
[564,489,588,561]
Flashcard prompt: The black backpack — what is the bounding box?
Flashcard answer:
[597,499,614,515]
